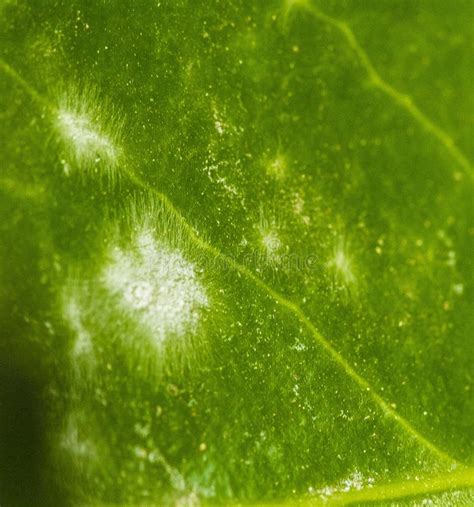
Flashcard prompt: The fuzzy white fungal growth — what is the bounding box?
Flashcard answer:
[257,210,284,266]
[261,229,282,256]
[333,246,355,284]
[328,240,356,288]
[60,412,97,460]
[59,197,211,377]
[62,291,93,359]
[54,85,123,180]
[57,110,117,163]
[266,154,287,180]
[102,228,208,345]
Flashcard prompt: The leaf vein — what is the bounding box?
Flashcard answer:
[299,2,473,179]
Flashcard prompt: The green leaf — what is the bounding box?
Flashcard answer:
[1,0,473,505]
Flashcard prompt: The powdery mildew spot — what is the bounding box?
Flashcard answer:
[57,110,117,163]
[54,85,123,181]
[261,229,282,257]
[266,154,287,180]
[327,239,357,290]
[292,192,311,225]
[59,196,212,378]
[60,412,98,460]
[256,211,285,267]
[62,290,93,360]
[102,228,208,346]
[314,469,375,501]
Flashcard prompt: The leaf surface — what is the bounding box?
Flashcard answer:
[0,0,473,505]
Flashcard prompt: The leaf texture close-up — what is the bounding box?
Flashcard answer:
[0,1,473,506]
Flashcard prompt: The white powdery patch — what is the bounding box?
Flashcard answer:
[57,109,117,165]
[266,154,287,180]
[54,86,123,179]
[327,239,357,289]
[256,211,285,266]
[102,229,208,345]
[314,470,375,501]
[60,414,96,460]
[261,229,282,257]
[333,246,355,284]
[62,291,93,359]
